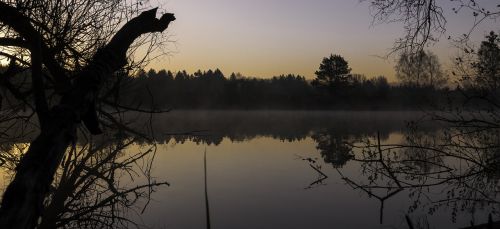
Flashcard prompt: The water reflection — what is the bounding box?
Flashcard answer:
[295,156,328,189]
[149,111,497,228]
[0,133,167,229]
[337,128,500,228]
[45,136,169,229]
[1,111,497,228]
[150,111,417,145]
[311,129,355,168]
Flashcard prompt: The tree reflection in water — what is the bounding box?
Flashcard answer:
[3,111,496,228]
[295,155,329,189]
[337,125,500,228]
[311,129,355,168]
[141,111,499,228]
[1,132,168,229]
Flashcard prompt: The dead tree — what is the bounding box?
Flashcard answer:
[0,1,175,228]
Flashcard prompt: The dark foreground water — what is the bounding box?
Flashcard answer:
[130,111,496,229]
[1,111,497,228]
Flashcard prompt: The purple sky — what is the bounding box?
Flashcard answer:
[151,0,499,81]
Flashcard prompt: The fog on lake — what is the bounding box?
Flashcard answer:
[0,111,497,229]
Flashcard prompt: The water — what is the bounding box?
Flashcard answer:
[142,137,403,229]
[1,111,497,228]
[128,111,495,229]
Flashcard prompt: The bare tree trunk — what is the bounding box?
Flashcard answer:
[0,7,175,229]
[0,115,76,229]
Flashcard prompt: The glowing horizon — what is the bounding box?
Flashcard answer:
[144,0,499,82]
[1,1,495,82]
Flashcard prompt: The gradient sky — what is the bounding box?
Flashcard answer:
[151,0,498,81]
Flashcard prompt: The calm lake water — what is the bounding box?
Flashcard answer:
[1,111,497,228]
[128,111,496,229]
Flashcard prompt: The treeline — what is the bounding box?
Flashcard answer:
[116,68,449,110]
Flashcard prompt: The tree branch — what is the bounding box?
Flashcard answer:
[0,6,175,229]
[0,2,70,90]
[0,37,28,48]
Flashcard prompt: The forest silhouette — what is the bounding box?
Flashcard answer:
[0,0,499,228]
[119,67,452,110]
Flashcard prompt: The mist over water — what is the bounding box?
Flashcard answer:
[121,111,492,229]
[146,110,428,142]
[0,111,495,228]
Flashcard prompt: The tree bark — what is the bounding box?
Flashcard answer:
[0,7,175,229]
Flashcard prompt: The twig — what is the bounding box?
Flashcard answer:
[204,148,211,229]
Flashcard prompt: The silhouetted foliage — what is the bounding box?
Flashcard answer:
[366,0,500,54]
[0,1,175,228]
[312,54,352,95]
[395,50,447,88]
[338,128,500,227]
[364,0,500,225]
[108,51,459,111]
[472,31,500,90]
[116,67,453,110]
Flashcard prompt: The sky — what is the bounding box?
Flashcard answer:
[148,0,498,81]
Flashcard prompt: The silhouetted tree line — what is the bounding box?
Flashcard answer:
[116,67,450,110]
